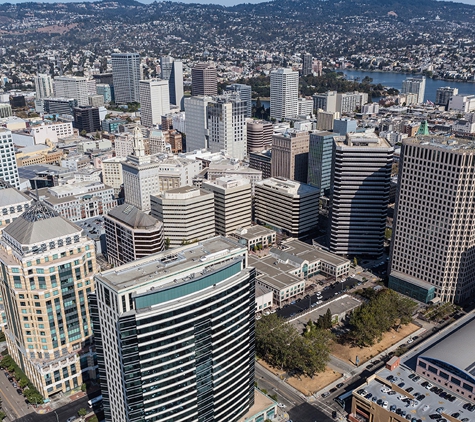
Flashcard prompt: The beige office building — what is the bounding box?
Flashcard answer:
[247,120,273,153]
[151,186,215,248]
[104,204,164,266]
[254,178,319,239]
[0,202,97,398]
[101,157,126,195]
[271,129,310,183]
[390,136,475,304]
[202,176,252,236]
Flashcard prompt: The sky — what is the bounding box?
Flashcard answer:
[2,0,475,5]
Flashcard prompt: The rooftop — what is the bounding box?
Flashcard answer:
[405,135,475,152]
[3,201,81,245]
[256,177,320,197]
[280,239,350,266]
[107,204,160,229]
[97,236,244,292]
[234,225,276,240]
[0,188,31,207]
[238,389,276,422]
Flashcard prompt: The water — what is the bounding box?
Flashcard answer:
[342,70,475,103]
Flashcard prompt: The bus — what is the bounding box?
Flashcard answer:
[334,390,353,409]
[88,395,103,408]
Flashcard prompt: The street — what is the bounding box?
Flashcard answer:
[15,396,92,422]
[0,370,33,421]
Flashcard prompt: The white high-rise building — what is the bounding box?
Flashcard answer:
[226,84,252,118]
[122,126,160,212]
[111,52,141,104]
[207,93,247,160]
[0,129,20,189]
[401,76,426,104]
[184,95,212,152]
[34,74,53,99]
[53,76,89,106]
[270,68,299,120]
[139,79,170,128]
[161,56,184,109]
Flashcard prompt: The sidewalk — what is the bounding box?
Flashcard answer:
[35,384,100,413]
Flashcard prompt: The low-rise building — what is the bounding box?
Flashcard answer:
[232,226,277,251]
[33,181,117,222]
[0,188,33,229]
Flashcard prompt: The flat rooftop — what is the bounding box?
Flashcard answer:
[405,135,475,152]
[97,236,244,292]
[280,239,350,266]
[249,254,301,290]
[256,177,320,196]
[238,389,276,422]
[358,366,468,421]
[235,225,276,240]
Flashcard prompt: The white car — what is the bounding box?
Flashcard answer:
[422,405,430,412]
[380,387,391,393]
[277,403,286,408]
[382,401,388,409]
[407,338,414,344]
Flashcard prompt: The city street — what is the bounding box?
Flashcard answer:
[15,396,92,422]
[0,370,33,421]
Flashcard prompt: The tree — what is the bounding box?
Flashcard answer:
[165,237,171,250]
[81,383,86,392]
[353,257,358,267]
[80,129,87,137]
[95,131,102,139]
[78,408,87,416]
[324,308,333,328]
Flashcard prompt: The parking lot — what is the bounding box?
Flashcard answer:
[277,278,362,319]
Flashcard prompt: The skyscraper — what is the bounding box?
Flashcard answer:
[192,63,218,96]
[271,129,310,183]
[0,128,20,189]
[329,132,393,256]
[307,130,335,196]
[184,95,212,152]
[111,52,141,104]
[389,136,475,304]
[160,57,184,109]
[435,86,459,107]
[401,76,426,104]
[34,74,53,99]
[246,120,273,153]
[73,106,101,133]
[207,93,247,160]
[92,237,255,422]
[302,53,313,76]
[270,68,299,120]
[0,201,97,398]
[226,83,252,118]
[122,126,160,212]
[53,76,89,106]
[139,79,170,127]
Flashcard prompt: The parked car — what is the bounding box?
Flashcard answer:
[321,392,330,398]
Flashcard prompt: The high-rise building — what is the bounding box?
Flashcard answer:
[122,126,160,212]
[0,104,12,118]
[92,237,256,422]
[104,203,164,266]
[73,106,101,133]
[160,56,184,109]
[316,109,339,131]
[313,91,337,113]
[192,62,218,96]
[270,68,299,120]
[329,132,393,256]
[271,129,310,183]
[307,131,335,196]
[389,136,475,304]
[184,95,212,152]
[42,98,78,116]
[88,94,104,108]
[207,93,247,160]
[249,151,272,179]
[0,128,20,189]
[53,76,89,106]
[435,87,458,107]
[246,120,273,154]
[298,97,314,117]
[111,52,141,104]
[138,79,170,128]
[401,76,426,104]
[151,186,215,248]
[336,92,368,114]
[0,201,97,398]
[302,53,313,76]
[102,157,126,195]
[34,74,53,99]
[202,176,252,236]
[255,178,319,239]
[333,118,357,135]
[313,60,323,77]
[226,84,252,118]
[96,84,112,103]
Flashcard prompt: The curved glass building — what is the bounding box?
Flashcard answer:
[92,237,255,422]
